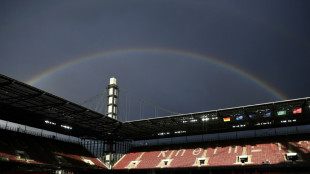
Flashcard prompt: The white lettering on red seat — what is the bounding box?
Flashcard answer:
[192,148,202,156]
[158,150,168,158]
[175,149,186,156]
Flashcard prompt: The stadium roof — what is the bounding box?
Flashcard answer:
[118,97,310,140]
[0,74,121,140]
[0,74,309,141]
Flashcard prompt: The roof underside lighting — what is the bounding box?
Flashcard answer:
[232,124,246,128]
[61,125,72,130]
[255,122,272,126]
[158,132,170,136]
[174,130,186,134]
[190,119,198,123]
[182,118,198,123]
[45,120,56,125]
[281,119,296,123]
[201,117,209,121]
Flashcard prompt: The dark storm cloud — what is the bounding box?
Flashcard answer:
[0,0,309,120]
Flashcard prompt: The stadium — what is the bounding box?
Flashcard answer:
[0,73,309,174]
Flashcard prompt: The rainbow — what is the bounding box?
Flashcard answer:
[26,48,287,100]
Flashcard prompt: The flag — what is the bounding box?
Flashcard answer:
[263,111,271,117]
[223,117,230,122]
[293,108,302,114]
[236,115,243,120]
[249,114,256,119]
[277,110,286,116]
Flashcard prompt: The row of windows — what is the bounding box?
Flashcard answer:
[179,106,305,126]
[222,107,302,122]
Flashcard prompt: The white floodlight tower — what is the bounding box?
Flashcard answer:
[106,77,119,120]
[105,77,119,168]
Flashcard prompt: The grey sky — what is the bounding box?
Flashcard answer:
[1,0,309,120]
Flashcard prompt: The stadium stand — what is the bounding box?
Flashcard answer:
[0,129,108,173]
[113,134,310,173]
[1,74,310,173]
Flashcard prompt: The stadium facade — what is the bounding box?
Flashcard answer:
[0,74,309,174]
